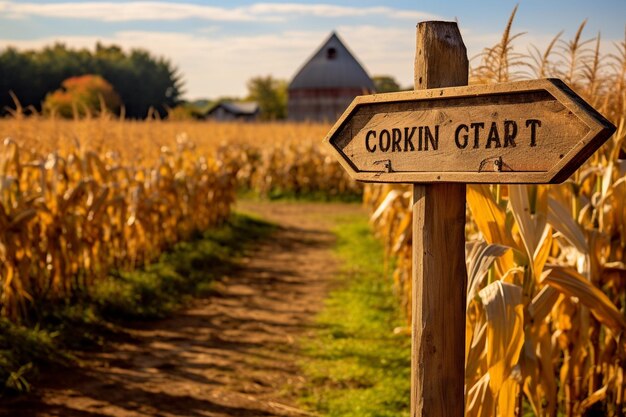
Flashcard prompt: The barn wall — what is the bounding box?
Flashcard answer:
[206,107,259,122]
[287,88,371,122]
[214,107,234,121]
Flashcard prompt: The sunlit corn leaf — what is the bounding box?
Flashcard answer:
[466,318,487,382]
[498,377,519,417]
[479,280,524,394]
[508,184,556,288]
[532,226,553,285]
[521,320,558,417]
[466,241,511,308]
[370,189,401,224]
[468,185,516,249]
[527,279,560,323]
[467,373,496,417]
[508,185,548,259]
[547,196,589,254]
[544,265,626,333]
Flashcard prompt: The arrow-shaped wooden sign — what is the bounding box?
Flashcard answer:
[324,78,615,184]
[324,22,617,417]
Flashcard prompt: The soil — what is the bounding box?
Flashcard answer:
[0,201,365,417]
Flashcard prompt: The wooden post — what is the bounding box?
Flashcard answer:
[411,22,468,417]
[324,18,615,417]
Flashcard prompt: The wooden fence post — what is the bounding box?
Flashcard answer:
[411,21,468,417]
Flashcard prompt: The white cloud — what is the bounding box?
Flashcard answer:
[0,26,425,98]
[248,3,439,20]
[0,1,439,22]
[0,27,601,99]
[335,25,414,88]
[1,14,619,99]
[2,1,262,22]
[0,30,330,98]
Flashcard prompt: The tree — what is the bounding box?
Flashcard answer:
[43,74,121,118]
[246,75,287,121]
[96,46,183,118]
[0,43,183,118]
[372,75,401,93]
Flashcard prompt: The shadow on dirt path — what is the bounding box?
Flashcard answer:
[1,201,364,417]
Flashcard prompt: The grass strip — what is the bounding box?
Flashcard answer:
[0,212,274,396]
[237,188,362,203]
[91,212,274,321]
[301,215,411,417]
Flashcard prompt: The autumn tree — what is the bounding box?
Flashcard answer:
[43,75,121,118]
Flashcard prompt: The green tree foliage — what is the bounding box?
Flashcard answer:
[246,75,287,120]
[0,43,183,118]
[167,102,205,120]
[43,74,121,118]
[372,75,401,93]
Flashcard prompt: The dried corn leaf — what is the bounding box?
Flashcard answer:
[547,196,589,253]
[468,185,516,248]
[509,184,548,259]
[479,280,524,394]
[544,265,626,333]
[467,373,496,417]
[466,241,511,308]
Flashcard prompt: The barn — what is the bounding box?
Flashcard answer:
[205,101,259,121]
[288,32,375,122]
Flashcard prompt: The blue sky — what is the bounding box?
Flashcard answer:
[0,0,624,99]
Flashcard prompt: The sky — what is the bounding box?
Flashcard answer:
[0,0,625,100]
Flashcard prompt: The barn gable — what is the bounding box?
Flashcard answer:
[288,32,375,122]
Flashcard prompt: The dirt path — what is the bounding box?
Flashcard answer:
[2,201,364,417]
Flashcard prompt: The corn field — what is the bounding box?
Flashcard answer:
[366,10,626,417]
[1,8,624,416]
[0,115,356,323]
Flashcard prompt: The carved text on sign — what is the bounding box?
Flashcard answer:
[363,118,543,154]
[324,79,615,184]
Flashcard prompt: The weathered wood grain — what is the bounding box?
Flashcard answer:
[412,183,466,417]
[411,21,467,417]
[324,77,615,184]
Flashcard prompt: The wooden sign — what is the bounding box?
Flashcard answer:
[324,78,615,184]
[324,21,617,417]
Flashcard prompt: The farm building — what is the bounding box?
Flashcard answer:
[205,101,259,121]
[288,32,375,122]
